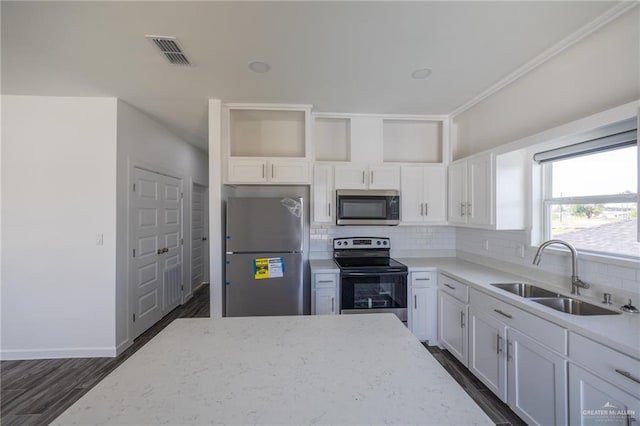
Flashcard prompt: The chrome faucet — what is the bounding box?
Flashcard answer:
[532,239,590,295]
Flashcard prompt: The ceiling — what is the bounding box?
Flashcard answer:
[1,1,617,151]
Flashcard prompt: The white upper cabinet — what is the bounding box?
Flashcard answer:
[448,150,525,230]
[313,164,333,223]
[224,104,312,184]
[401,166,446,224]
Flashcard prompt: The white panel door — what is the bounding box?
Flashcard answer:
[313,164,333,223]
[334,164,368,189]
[191,184,207,292]
[569,363,640,426]
[468,308,507,401]
[269,159,310,183]
[422,166,446,223]
[508,328,567,426]
[313,287,338,315]
[448,161,467,224]
[130,168,182,339]
[438,291,468,366]
[401,166,423,223]
[227,159,267,183]
[410,286,429,342]
[369,166,400,190]
[467,153,493,226]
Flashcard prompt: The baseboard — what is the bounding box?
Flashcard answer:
[116,338,132,356]
[1,346,117,361]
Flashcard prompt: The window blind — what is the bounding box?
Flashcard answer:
[533,129,637,164]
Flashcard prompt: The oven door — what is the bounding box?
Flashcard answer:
[340,271,407,321]
[336,190,400,225]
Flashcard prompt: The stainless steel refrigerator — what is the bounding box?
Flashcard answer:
[225,197,304,317]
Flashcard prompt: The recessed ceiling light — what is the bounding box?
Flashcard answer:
[249,61,270,73]
[411,68,432,79]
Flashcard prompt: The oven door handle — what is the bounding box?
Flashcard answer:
[341,271,407,277]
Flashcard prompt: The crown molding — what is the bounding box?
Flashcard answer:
[449,2,639,119]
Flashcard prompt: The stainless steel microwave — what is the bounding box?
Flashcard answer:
[336,190,400,225]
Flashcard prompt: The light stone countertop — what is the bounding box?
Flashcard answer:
[309,258,339,272]
[53,315,493,426]
[394,257,640,360]
[309,256,640,358]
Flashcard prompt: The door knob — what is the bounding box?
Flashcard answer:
[202,237,207,241]
[157,248,163,255]
[162,247,169,253]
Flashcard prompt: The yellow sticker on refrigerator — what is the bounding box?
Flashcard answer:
[254,257,285,280]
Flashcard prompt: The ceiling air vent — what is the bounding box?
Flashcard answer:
[146,35,191,66]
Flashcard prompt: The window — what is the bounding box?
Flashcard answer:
[536,130,638,258]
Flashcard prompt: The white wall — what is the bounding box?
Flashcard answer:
[452,8,640,160]
[1,95,118,359]
[116,100,208,351]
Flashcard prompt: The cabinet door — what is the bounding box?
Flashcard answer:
[422,166,446,223]
[410,286,429,342]
[227,159,267,183]
[447,161,467,224]
[507,328,567,426]
[269,159,310,184]
[467,153,493,226]
[438,291,468,366]
[334,164,367,189]
[468,308,507,401]
[314,287,338,315]
[569,363,639,426]
[400,166,424,223]
[313,164,333,223]
[369,166,400,190]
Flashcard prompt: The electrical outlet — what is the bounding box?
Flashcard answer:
[482,239,489,251]
[96,233,104,246]
[516,245,525,258]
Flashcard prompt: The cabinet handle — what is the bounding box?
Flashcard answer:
[444,283,456,290]
[615,369,640,385]
[460,202,465,217]
[271,164,274,178]
[460,311,465,328]
[262,164,265,178]
[370,170,373,184]
[420,203,424,216]
[317,280,334,284]
[467,202,472,216]
[362,171,365,184]
[415,278,430,281]
[414,295,417,309]
[328,203,331,216]
[493,309,513,319]
[424,203,428,216]
[496,334,503,354]
[331,297,335,313]
[507,340,513,361]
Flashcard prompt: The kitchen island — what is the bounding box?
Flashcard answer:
[53,314,492,425]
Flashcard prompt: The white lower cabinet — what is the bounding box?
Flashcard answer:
[507,327,567,426]
[569,363,640,426]
[311,272,339,315]
[468,307,507,400]
[408,271,437,343]
[438,290,468,366]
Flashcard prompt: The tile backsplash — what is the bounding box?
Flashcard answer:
[310,225,640,301]
[310,225,456,258]
[456,227,640,300]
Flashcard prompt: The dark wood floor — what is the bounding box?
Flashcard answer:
[2,285,524,425]
[1,285,210,426]
[425,345,526,426]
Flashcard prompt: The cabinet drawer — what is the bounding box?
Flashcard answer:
[569,332,640,396]
[470,288,566,355]
[313,273,338,289]
[438,273,468,303]
[411,271,435,288]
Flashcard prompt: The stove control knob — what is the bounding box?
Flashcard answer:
[376,241,381,245]
[383,241,388,245]
[337,241,342,246]
[344,241,348,245]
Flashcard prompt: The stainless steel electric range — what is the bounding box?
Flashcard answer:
[333,237,408,323]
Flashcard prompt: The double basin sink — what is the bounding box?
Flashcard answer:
[491,283,620,316]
